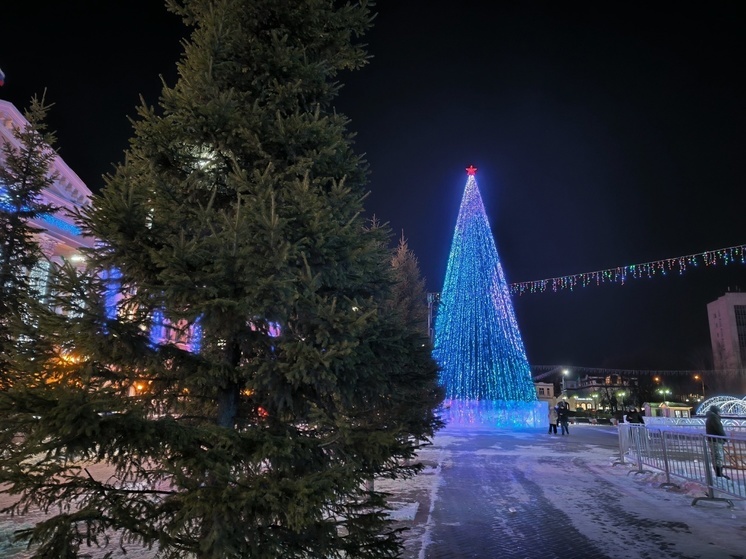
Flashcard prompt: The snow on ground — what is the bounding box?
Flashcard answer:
[3,426,745,558]
[388,425,746,559]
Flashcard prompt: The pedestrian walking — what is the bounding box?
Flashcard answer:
[625,408,644,424]
[548,405,558,434]
[705,404,730,479]
[557,401,570,435]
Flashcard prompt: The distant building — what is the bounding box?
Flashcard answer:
[534,381,556,406]
[559,373,636,411]
[643,401,692,419]
[0,99,94,291]
[707,291,746,370]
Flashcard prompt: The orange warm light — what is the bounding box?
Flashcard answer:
[132,380,152,394]
[57,351,83,365]
[43,351,84,384]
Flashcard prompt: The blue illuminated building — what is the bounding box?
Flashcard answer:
[433,166,541,426]
[0,100,94,293]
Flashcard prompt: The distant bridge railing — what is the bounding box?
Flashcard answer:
[617,422,746,508]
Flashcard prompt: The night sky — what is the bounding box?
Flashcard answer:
[2,1,744,371]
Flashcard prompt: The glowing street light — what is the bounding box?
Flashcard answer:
[657,388,671,402]
[561,369,570,396]
[694,374,705,399]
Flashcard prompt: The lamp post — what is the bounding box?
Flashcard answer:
[561,369,569,398]
[657,388,671,402]
[618,391,626,409]
[694,374,705,400]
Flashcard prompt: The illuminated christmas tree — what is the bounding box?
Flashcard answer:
[434,166,539,424]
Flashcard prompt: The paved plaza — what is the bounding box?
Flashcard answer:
[3,423,745,558]
[381,423,746,559]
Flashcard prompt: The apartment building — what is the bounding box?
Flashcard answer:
[707,290,746,370]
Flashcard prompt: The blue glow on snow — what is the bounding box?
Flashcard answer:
[441,399,547,428]
[433,171,537,424]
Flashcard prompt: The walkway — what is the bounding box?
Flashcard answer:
[381,423,746,559]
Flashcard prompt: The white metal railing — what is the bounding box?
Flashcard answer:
[642,416,746,432]
[617,423,746,508]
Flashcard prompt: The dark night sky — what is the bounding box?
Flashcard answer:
[1,1,744,371]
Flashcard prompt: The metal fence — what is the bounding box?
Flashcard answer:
[617,423,746,508]
[642,416,746,432]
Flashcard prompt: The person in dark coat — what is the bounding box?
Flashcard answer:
[705,405,729,479]
[557,401,570,435]
[625,408,644,424]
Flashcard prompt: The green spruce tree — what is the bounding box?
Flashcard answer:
[0,2,443,558]
[389,233,430,337]
[385,232,443,447]
[0,95,57,390]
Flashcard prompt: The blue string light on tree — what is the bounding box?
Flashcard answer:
[433,166,541,427]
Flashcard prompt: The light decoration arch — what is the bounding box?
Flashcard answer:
[696,396,746,417]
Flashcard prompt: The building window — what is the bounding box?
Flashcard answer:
[28,259,51,300]
[735,305,746,366]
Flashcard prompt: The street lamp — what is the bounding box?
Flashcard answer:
[694,374,705,399]
[657,388,671,402]
[618,391,626,409]
[561,369,569,397]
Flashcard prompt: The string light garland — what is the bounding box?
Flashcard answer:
[433,169,537,404]
[509,245,746,295]
[1,192,82,236]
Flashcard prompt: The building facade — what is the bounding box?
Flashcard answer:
[2,99,206,385]
[534,381,556,407]
[707,291,746,370]
[1,99,94,285]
